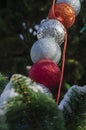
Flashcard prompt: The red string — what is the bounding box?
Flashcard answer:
[51,0,64,24]
[56,30,67,104]
[51,0,68,104]
[51,0,56,18]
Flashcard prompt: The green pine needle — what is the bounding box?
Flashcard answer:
[0,73,8,95]
[6,90,65,130]
[0,74,66,130]
[60,86,86,130]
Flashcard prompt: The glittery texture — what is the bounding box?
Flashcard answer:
[30,38,61,63]
[29,59,61,90]
[56,0,81,16]
[37,19,65,45]
[48,3,75,28]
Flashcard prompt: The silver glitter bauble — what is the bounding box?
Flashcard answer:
[30,38,61,63]
[37,19,65,45]
[56,0,81,16]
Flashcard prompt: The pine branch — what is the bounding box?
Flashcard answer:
[0,74,66,130]
[0,73,8,95]
[59,85,86,130]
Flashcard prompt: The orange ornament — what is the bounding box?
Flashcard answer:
[48,3,76,28]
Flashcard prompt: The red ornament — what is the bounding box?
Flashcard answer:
[29,59,61,90]
[48,3,75,28]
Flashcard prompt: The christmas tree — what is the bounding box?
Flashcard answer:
[0,74,86,130]
[0,0,86,130]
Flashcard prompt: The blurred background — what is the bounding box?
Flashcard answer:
[0,0,86,92]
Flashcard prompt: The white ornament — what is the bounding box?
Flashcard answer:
[37,19,65,45]
[30,38,61,63]
[56,0,81,16]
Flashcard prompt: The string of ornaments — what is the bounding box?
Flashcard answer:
[29,0,82,104]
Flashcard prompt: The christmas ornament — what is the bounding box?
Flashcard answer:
[56,0,81,16]
[30,37,61,63]
[0,1,85,130]
[37,19,65,45]
[29,59,61,90]
[48,3,75,28]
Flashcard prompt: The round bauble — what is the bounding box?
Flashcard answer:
[30,38,61,63]
[37,19,65,45]
[29,59,61,90]
[56,0,81,16]
[48,3,75,28]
